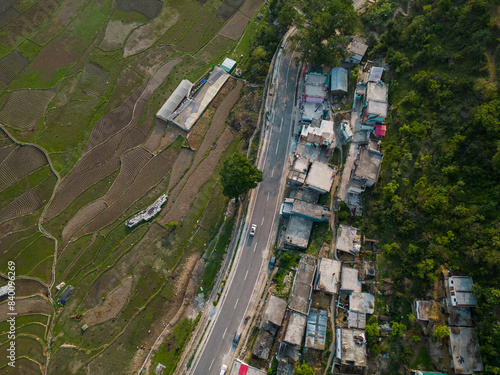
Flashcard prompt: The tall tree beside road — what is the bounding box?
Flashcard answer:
[220,153,263,199]
[290,0,360,66]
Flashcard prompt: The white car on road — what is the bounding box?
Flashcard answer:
[249,224,257,236]
[219,364,227,375]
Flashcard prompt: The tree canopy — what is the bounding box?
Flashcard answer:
[293,363,314,375]
[219,153,263,199]
[290,0,360,66]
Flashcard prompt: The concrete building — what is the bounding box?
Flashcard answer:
[315,258,342,295]
[352,146,383,188]
[289,256,316,315]
[340,119,353,143]
[262,295,288,334]
[284,215,313,249]
[282,310,307,349]
[346,36,368,64]
[288,157,310,185]
[336,328,367,367]
[362,81,389,126]
[449,327,484,374]
[126,194,167,227]
[447,276,478,307]
[305,161,334,194]
[335,224,361,256]
[331,67,348,94]
[349,293,375,314]
[252,330,274,360]
[281,198,331,223]
[301,72,329,124]
[305,308,328,350]
[340,267,362,294]
[300,120,335,148]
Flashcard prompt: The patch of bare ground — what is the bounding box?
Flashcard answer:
[0,297,52,322]
[158,124,186,151]
[68,135,122,176]
[85,82,148,152]
[163,127,235,223]
[141,58,183,98]
[240,0,265,18]
[0,145,48,190]
[83,276,133,327]
[15,279,49,299]
[75,147,179,237]
[60,199,107,249]
[99,20,141,51]
[0,189,42,223]
[143,120,165,152]
[60,233,97,282]
[217,11,250,40]
[129,46,176,78]
[168,148,194,191]
[45,157,121,220]
[106,147,153,203]
[113,126,149,156]
[164,80,242,214]
[123,5,180,58]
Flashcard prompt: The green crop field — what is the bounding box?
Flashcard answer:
[0,0,266,373]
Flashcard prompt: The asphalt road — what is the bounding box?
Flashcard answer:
[191,47,300,375]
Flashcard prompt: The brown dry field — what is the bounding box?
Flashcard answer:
[113,126,149,155]
[0,146,48,190]
[99,20,141,52]
[74,147,178,238]
[46,157,121,220]
[240,0,265,18]
[0,189,43,222]
[0,298,52,321]
[143,120,165,152]
[60,199,107,248]
[0,144,16,161]
[14,279,49,299]
[217,11,250,40]
[168,148,194,191]
[106,147,153,203]
[68,135,122,176]
[129,46,176,78]
[83,276,133,327]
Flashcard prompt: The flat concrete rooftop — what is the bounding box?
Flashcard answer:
[349,293,374,314]
[353,148,383,183]
[292,199,331,222]
[284,216,313,249]
[283,311,307,347]
[305,161,334,193]
[449,327,484,374]
[335,224,361,256]
[366,81,388,103]
[315,258,342,294]
[340,267,362,294]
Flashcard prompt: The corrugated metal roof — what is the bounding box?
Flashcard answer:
[331,67,348,93]
[305,308,328,350]
[368,67,384,82]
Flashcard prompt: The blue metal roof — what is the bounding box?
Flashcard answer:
[331,67,348,93]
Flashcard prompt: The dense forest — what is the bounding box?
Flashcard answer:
[361,0,500,372]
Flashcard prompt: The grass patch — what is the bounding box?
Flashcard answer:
[152,317,196,374]
[411,346,433,370]
[307,221,331,256]
[273,251,301,299]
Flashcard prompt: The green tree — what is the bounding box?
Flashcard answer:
[434,325,450,339]
[294,363,314,375]
[290,0,360,66]
[365,322,380,344]
[390,322,406,338]
[219,154,263,199]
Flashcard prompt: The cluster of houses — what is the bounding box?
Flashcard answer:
[414,275,483,374]
[250,249,375,374]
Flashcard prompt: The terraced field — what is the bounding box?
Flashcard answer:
[0,0,265,373]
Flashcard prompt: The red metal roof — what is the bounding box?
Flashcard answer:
[374,124,386,136]
[238,363,249,375]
